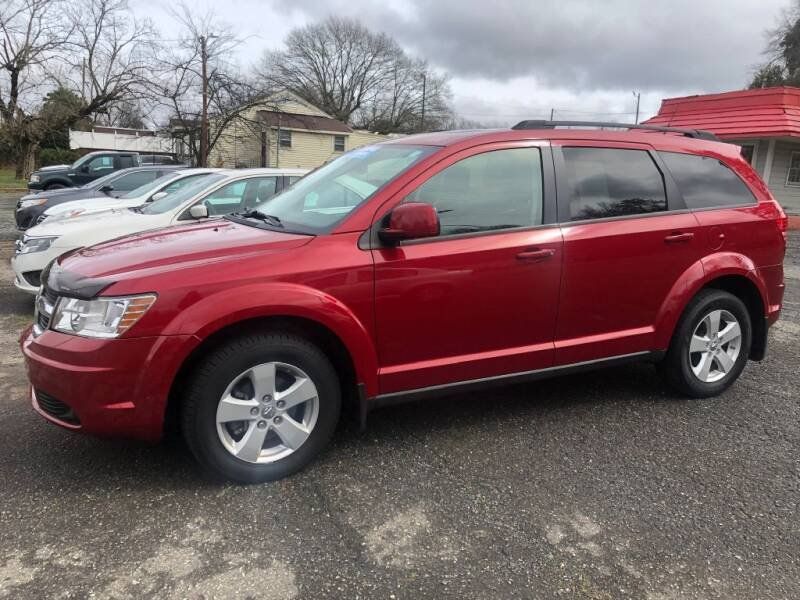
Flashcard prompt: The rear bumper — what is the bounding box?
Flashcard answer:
[21,327,197,442]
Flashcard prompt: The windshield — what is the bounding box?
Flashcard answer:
[140,173,227,214]
[240,144,435,233]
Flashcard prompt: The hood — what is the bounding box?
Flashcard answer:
[58,218,313,281]
[36,164,71,172]
[46,196,141,217]
[29,188,106,205]
[26,207,159,239]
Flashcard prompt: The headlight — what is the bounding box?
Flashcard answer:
[19,198,47,209]
[52,294,157,338]
[17,236,58,254]
[29,175,40,183]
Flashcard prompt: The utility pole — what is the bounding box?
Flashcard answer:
[633,91,641,124]
[199,34,214,167]
[550,108,555,120]
[419,72,427,132]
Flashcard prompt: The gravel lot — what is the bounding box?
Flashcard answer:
[0,192,798,599]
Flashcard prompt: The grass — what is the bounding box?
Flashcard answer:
[0,167,26,191]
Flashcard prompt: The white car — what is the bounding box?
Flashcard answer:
[11,167,308,294]
[39,168,222,223]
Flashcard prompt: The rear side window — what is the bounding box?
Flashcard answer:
[660,151,756,209]
[561,148,666,221]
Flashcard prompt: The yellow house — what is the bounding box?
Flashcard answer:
[207,92,391,169]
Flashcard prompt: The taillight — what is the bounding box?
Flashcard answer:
[777,214,788,242]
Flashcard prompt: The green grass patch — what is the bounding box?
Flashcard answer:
[0,167,26,190]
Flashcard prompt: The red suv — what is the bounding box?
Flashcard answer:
[22,122,787,483]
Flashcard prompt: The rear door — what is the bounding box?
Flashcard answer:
[553,142,704,365]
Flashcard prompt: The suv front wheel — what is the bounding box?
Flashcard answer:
[182,332,341,483]
[659,289,752,398]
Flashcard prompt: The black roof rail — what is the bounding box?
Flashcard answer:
[510,120,719,142]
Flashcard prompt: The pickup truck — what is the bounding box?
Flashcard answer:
[27,151,141,191]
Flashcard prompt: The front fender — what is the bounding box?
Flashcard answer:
[653,252,768,349]
[161,282,380,397]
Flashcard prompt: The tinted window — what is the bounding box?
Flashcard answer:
[406,147,543,236]
[118,156,136,168]
[111,170,159,191]
[562,148,666,221]
[660,151,756,209]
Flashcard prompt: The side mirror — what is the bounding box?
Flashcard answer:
[149,191,168,203]
[189,204,209,219]
[379,202,440,245]
[100,185,113,194]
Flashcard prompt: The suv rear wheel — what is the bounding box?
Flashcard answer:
[659,289,751,397]
[181,332,341,483]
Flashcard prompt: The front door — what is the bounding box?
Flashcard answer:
[373,144,563,395]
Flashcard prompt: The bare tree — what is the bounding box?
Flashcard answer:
[261,17,403,124]
[0,0,156,177]
[152,3,271,166]
[262,17,453,132]
[354,56,452,133]
[0,0,70,176]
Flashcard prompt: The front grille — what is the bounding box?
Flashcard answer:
[35,390,80,425]
[22,270,42,288]
[43,286,58,305]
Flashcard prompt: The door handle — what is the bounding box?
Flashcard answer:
[664,232,694,244]
[516,248,556,261]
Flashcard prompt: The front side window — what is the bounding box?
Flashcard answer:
[279,130,292,148]
[88,155,114,172]
[241,144,435,233]
[141,173,227,214]
[404,147,543,236]
[200,176,279,216]
[660,151,757,207]
[787,151,800,186]
[562,147,666,221]
[111,170,159,192]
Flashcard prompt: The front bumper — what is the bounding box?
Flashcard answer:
[21,326,197,442]
[11,248,61,295]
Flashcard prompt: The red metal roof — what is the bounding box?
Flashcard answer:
[644,86,800,139]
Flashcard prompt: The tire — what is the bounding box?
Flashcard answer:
[658,289,751,398]
[44,183,66,190]
[181,332,341,483]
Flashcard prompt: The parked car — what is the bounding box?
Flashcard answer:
[12,168,308,293]
[27,151,141,191]
[21,123,787,483]
[40,168,222,224]
[15,166,185,230]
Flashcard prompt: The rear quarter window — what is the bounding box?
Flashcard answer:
[659,151,756,209]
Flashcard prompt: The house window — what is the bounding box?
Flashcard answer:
[334,135,346,152]
[740,143,756,165]
[279,129,292,148]
[787,151,800,186]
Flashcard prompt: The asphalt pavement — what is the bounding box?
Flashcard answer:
[0,193,798,599]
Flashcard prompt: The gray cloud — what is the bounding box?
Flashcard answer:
[269,0,787,93]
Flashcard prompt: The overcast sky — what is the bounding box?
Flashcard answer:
[135,0,789,124]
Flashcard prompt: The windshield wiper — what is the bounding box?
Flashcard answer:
[234,210,284,228]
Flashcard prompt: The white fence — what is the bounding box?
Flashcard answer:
[69,129,177,155]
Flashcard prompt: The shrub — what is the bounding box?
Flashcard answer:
[39,147,80,167]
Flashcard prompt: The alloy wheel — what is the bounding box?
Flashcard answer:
[215,361,319,463]
[688,309,742,383]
